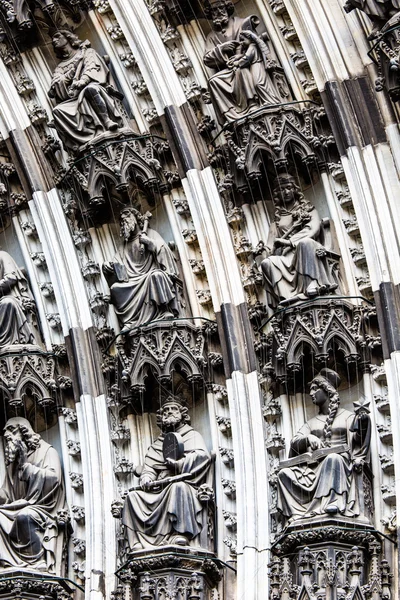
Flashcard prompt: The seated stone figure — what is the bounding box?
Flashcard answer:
[0,417,68,572]
[203,0,283,124]
[103,208,182,330]
[258,174,338,308]
[0,250,39,347]
[49,29,124,152]
[277,369,371,522]
[122,397,212,549]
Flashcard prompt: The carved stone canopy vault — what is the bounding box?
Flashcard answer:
[259,299,381,386]
[59,136,170,220]
[113,319,218,403]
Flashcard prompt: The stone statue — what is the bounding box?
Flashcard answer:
[203,0,283,124]
[0,250,39,347]
[258,174,338,308]
[48,29,124,152]
[122,397,212,549]
[343,0,400,38]
[0,417,68,572]
[277,369,371,522]
[103,208,182,330]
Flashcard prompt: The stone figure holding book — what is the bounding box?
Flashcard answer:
[122,397,212,549]
[102,208,182,330]
[277,368,371,521]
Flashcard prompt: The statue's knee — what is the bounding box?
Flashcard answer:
[260,258,271,276]
[83,83,98,98]
[296,238,314,250]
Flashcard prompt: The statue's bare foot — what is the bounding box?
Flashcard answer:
[306,281,319,297]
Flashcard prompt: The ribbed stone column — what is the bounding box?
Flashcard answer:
[0,62,115,600]
[109,1,270,597]
[281,0,400,587]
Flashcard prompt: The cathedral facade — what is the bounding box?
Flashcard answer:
[0,0,397,599]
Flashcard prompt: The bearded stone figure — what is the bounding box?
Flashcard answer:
[203,0,282,124]
[258,174,339,307]
[277,369,371,522]
[48,29,124,152]
[122,398,212,549]
[0,250,39,347]
[102,208,182,330]
[0,417,68,572]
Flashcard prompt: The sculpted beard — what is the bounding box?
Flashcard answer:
[213,14,229,29]
[5,438,25,466]
[162,413,181,431]
[121,217,137,241]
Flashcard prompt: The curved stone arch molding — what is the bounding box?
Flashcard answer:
[242,117,317,177]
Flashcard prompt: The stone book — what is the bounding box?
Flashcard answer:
[279,444,350,469]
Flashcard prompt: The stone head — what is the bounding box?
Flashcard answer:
[309,368,341,407]
[204,0,235,30]
[272,173,301,207]
[157,397,190,432]
[52,29,81,58]
[3,417,40,465]
[119,208,141,241]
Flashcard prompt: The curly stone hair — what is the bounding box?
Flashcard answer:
[156,396,191,428]
[203,0,235,19]
[52,29,82,59]
[5,417,41,450]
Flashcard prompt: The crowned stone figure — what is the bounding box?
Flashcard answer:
[277,369,371,523]
[103,208,182,330]
[0,417,68,572]
[258,174,339,307]
[122,397,212,549]
[48,28,124,152]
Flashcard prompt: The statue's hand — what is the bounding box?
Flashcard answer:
[220,40,240,57]
[140,476,154,491]
[308,434,322,450]
[165,457,183,474]
[70,78,88,92]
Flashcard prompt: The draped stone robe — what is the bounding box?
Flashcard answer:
[0,440,67,572]
[277,408,371,519]
[50,42,122,151]
[0,250,38,347]
[109,228,181,328]
[204,17,280,123]
[122,424,211,547]
[260,203,336,307]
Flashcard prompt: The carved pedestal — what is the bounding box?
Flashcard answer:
[117,548,222,600]
[0,569,75,599]
[270,525,391,600]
